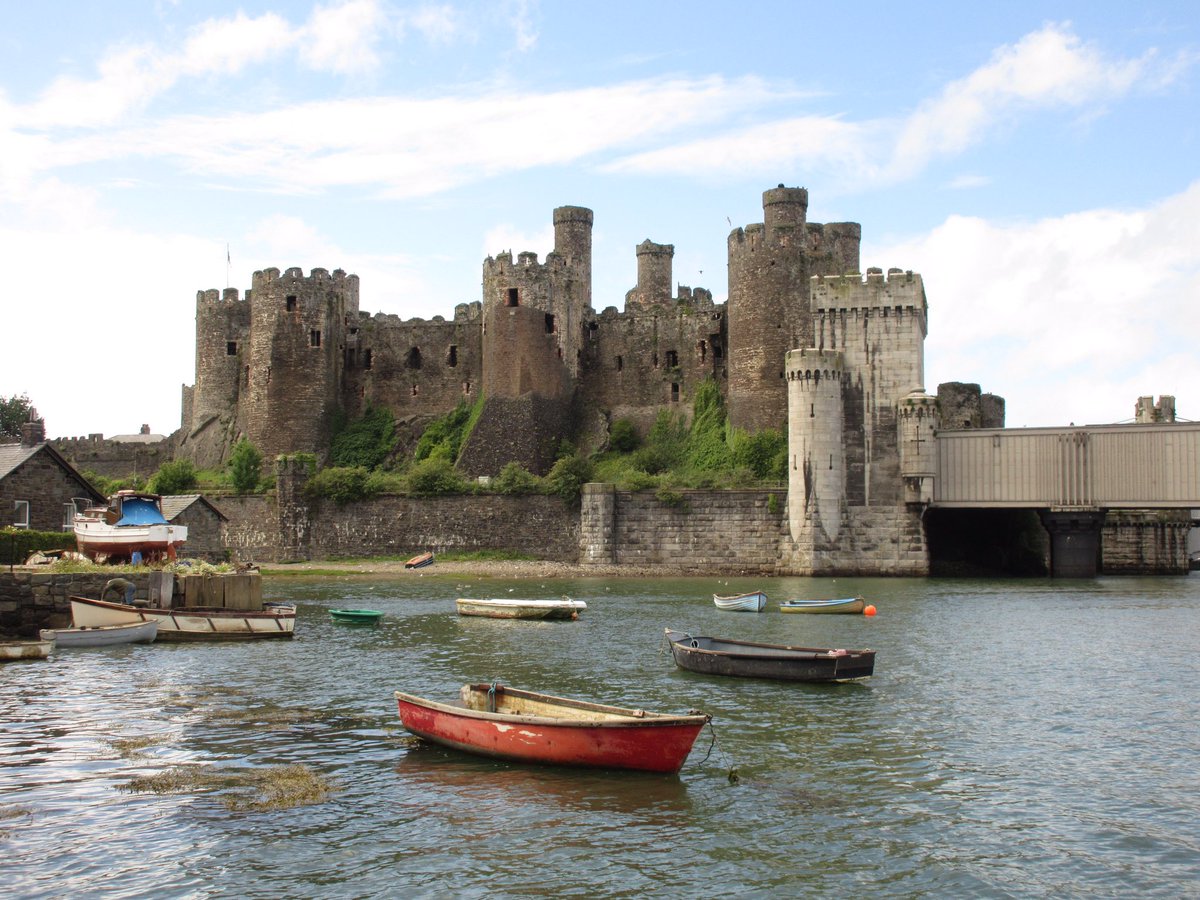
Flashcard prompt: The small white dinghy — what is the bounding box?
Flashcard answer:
[39,620,158,648]
[455,598,587,620]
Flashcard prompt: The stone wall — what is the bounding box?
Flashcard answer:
[0,572,154,636]
[217,489,579,563]
[53,435,174,481]
[1101,510,1191,575]
[580,485,788,573]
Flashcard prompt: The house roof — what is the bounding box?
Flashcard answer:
[161,494,228,522]
[0,441,106,503]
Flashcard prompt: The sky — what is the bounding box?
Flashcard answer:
[1,0,1197,439]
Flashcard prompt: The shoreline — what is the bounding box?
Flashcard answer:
[259,559,756,579]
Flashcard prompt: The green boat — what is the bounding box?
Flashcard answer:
[329,609,384,624]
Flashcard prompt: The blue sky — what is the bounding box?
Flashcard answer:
[2,0,1197,438]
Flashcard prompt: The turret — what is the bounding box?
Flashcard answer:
[625,240,674,311]
[786,348,847,543]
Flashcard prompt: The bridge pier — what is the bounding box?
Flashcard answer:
[1038,509,1106,578]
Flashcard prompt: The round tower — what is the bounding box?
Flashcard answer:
[763,184,808,234]
[786,348,846,543]
[552,206,593,310]
[192,287,249,433]
[629,240,674,310]
[898,390,938,504]
[244,267,359,461]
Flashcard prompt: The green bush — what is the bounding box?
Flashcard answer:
[330,405,395,470]
[148,459,198,495]
[609,418,640,453]
[0,527,76,564]
[731,428,787,480]
[684,379,730,471]
[406,456,469,496]
[304,466,376,504]
[414,396,484,463]
[494,462,539,495]
[543,454,594,502]
[227,439,264,493]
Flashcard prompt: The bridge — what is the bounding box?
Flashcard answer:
[933,422,1200,576]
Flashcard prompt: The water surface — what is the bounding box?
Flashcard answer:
[2,574,1197,897]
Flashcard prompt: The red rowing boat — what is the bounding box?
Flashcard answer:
[394,683,710,773]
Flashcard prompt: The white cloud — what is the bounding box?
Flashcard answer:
[869,180,1200,426]
[181,11,292,77]
[481,222,555,263]
[302,1,389,74]
[406,4,464,45]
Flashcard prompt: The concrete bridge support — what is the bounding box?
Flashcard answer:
[1038,509,1105,578]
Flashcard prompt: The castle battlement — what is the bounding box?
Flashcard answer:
[811,269,926,315]
[196,287,247,305]
[786,348,846,386]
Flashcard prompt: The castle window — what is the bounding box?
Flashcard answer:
[665,350,678,367]
[616,356,623,372]
[412,384,419,396]
[345,348,355,367]
[447,345,458,367]
[310,330,321,348]
[463,381,471,395]
[653,352,659,368]
[226,341,237,355]
[671,383,680,402]
[588,322,598,340]
[712,341,723,360]
[286,295,297,312]
[506,288,519,307]
[699,340,707,362]
[810,404,815,418]
[406,347,422,370]
[545,313,555,334]
[364,349,373,370]
[266,366,271,383]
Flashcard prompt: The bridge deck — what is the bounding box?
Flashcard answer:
[933,423,1200,508]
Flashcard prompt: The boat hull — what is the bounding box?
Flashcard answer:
[69,596,295,640]
[395,684,709,773]
[456,598,586,620]
[73,522,187,561]
[39,620,158,647]
[330,609,384,624]
[779,597,867,614]
[0,640,53,661]
[405,552,435,569]
[713,591,767,612]
[665,629,875,682]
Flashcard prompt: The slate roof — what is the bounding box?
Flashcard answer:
[161,494,228,522]
[0,441,106,503]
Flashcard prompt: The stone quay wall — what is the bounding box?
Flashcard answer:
[0,572,156,636]
[1101,510,1192,575]
[580,485,789,573]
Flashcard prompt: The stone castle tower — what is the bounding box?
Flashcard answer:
[784,268,934,573]
[727,186,861,432]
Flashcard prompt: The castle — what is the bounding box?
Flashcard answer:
[178,185,1010,573]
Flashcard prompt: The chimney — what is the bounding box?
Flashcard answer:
[21,410,46,447]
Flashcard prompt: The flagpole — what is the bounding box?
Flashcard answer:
[226,243,231,289]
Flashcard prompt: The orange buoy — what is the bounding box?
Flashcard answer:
[863,604,877,617]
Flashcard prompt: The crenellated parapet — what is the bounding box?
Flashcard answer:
[812,267,927,322]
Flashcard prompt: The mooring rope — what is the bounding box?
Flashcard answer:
[698,718,739,784]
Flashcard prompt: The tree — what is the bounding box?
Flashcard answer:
[0,393,33,440]
[149,459,199,495]
[228,438,264,493]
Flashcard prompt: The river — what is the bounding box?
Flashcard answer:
[2,574,1197,898]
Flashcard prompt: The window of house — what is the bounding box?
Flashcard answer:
[286,295,298,311]
[13,500,30,529]
[226,341,237,355]
[62,502,76,530]
[506,288,519,307]
[310,330,321,348]
[448,346,458,367]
